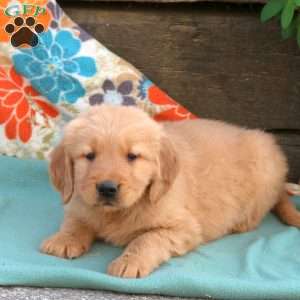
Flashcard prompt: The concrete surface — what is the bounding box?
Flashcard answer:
[0,287,210,300]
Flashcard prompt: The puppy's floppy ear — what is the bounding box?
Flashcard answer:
[49,142,74,204]
[149,134,179,203]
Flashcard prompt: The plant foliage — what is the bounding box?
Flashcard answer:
[261,0,300,46]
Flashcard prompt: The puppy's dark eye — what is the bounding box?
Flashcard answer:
[127,153,138,162]
[85,152,95,161]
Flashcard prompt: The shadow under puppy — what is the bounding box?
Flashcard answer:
[41,105,300,278]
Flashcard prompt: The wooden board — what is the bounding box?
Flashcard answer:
[60,2,300,182]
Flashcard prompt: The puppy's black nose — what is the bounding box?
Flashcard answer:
[96,180,118,199]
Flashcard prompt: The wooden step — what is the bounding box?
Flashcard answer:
[60,1,300,182]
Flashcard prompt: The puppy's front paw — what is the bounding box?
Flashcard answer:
[40,233,89,259]
[107,255,152,278]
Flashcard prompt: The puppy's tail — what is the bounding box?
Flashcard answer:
[273,192,300,228]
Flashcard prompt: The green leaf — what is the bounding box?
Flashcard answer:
[294,0,300,6]
[281,0,296,29]
[281,17,297,38]
[261,0,285,22]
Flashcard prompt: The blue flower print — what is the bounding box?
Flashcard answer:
[12,30,97,104]
[138,76,153,100]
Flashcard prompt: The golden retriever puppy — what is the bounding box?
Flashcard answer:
[41,105,300,278]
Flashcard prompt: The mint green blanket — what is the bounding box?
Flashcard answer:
[1,156,300,299]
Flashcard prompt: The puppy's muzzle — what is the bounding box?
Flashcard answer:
[96,180,118,204]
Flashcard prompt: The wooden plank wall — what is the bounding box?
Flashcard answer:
[60,2,300,182]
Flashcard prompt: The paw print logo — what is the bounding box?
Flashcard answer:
[5,16,45,48]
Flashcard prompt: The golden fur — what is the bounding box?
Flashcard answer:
[41,105,299,278]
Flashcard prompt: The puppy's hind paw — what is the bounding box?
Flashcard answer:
[40,233,89,259]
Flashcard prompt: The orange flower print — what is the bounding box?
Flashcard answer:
[138,77,198,121]
[0,66,59,143]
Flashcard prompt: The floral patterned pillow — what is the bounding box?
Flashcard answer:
[0,0,196,159]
